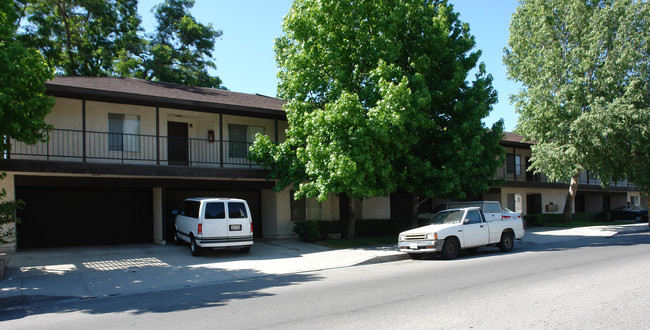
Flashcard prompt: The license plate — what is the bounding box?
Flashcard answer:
[409,243,418,250]
[230,224,242,231]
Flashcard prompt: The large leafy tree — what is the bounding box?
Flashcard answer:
[124,0,224,88]
[17,0,142,77]
[504,0,650,221]
[1,0,54,243]
[18,0,224,88]
[251,0,504,237]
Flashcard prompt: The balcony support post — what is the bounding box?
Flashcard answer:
[219,112,224,167]
[512,147,517,182]
[82,99,87,163]
[156,106,160,165]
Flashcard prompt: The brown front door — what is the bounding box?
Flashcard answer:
[168,121,189,166]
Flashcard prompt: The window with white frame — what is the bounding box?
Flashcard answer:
[108,114,140,152]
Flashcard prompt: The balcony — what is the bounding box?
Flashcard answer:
[494,161,633,188]
[6,128,261,168]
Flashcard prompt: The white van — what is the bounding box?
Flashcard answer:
[173,197,253,256]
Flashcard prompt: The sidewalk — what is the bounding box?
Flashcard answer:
[0,223,647,309]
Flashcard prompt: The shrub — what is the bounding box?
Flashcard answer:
[293,220,320,242]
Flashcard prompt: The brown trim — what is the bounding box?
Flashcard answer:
[0,159,272,180]
[14,174,276,190]
[46,88,287,120]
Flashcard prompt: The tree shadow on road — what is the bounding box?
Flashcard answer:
[0,269,323,321]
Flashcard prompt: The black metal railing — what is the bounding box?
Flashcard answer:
[8,128,260,168]
[495,161,632,187]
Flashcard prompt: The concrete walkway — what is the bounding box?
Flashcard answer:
[0,223,647,309]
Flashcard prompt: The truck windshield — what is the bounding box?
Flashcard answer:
[427,210,464,225]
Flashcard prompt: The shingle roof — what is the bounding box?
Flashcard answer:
[46,76,286,115]
[502,131,535,145]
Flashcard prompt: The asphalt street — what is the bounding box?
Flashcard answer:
[1,230,648,329]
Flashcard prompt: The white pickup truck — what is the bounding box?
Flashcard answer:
[398,207,525,259]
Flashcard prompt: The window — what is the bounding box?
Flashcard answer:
[204,202,226,219]
[228,124,265,158]
[228,202,248,218]
[506,153,521,175]
[465,210,483,224]
[484,203,501,213]
[180,201,200,219]
[109,114,140,152]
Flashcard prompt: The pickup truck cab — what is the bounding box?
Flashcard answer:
[173,197,253,256]
[399,207,524,259]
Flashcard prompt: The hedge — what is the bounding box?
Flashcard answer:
[293,218,430,241]
[524,212,611,227]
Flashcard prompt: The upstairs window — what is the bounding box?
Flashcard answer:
[228,124,265,158]
[109,113,140,152]
[506,153,521,175]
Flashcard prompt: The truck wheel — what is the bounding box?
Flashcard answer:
[441,238,459,260]
[190,236,202,256]
[499,232,514,252]
[408,253,423,260]
[634,215,642,223]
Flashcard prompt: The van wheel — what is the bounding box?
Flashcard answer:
[441,238,459,260]
[190,236,202,256]
[240,247,251,254]
[173,231,183,246]
[499,232,514,252]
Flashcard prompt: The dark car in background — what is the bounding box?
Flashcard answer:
[609,205,649,223]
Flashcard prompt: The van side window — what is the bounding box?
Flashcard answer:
[205,202,226,219]
[484,203,501,213]
[228,202,248,218]
[180,201,200,219]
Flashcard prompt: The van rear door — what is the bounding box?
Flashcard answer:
[202,201,228,238]
[226,201,252,238]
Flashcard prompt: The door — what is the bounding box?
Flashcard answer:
[527,194,542,214]
[202,201,228,238]
[168,121,189,166]
[226,201,252,238]
[603,196,611,212]
[462,209,489,247]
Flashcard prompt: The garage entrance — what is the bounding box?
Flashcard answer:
[16,186,153,249]
[165,189,263,241]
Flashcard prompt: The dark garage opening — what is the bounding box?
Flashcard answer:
[16,186,153,249]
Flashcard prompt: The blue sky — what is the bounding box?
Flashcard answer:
[137,0,521,132]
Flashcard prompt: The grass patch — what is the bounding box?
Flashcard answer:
[315,235,397,249]
[543,221,622,228]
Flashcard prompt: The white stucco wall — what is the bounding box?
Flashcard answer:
[362,196,391,219]
[0,173,16,252]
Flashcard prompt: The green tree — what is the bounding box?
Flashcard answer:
[17,0,142,77]
[1,0,54,243]
[251,0,504,237]
[504,0,650,221]
[127,0,224,88]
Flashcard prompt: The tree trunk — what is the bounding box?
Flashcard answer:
[347,197,357,240]
[411,195,429,228]
[562,173,580,222]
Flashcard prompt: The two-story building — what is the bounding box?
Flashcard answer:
[1,77,644,251]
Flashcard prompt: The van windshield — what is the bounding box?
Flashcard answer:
[427,210,464,225]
